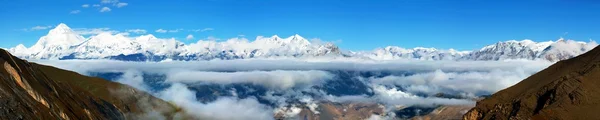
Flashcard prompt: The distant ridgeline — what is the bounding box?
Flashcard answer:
[8,23,598,62]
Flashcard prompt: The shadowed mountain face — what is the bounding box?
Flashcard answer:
[464,46,600,120]
[0,49,182,119]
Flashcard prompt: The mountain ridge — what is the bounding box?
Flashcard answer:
[8,23,598,62]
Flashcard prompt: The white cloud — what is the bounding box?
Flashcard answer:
[168,29,182,33]
[115,70,149,91]
[27,25,54,31]
[34,59,550,96]
[192,28,214,32]
[100,0,127,8]
[32,59,552,119]
[101,0,119,4]
[116,2,128,8]
[157,83,274,120]
[70,10,81,14]
[100,7,111,12]
[155,29,167,33]
[167,70,334,89]
[93,4,101,7]
[370,85,474,106]
[155,29,182,33]
[367,114,386,120]
[126,29,147,34]
[369,69,532,95]
[117,32,130,36]
[34,59,550,76]
[82,4,90,8]
[186,34,194,40]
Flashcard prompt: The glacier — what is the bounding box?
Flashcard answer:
[7,23,599,62]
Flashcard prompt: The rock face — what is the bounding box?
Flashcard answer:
[411,105,473,120]
[0,49,181,119]
[464,45,600,120]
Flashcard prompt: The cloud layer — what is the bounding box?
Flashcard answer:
[32,59,552,119]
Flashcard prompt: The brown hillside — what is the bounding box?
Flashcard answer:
[464,46,600,120]
[0,49,184,119]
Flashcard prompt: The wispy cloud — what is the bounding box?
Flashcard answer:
[22,25,54,31]
[116,3,128,8]
[101,0,119,4]
[100,0,128,8]
[75,0,125,14]
[70,10,81,14]
[192,28,214,32]
[32,26,52,30]
[127,29,147,34]
[155,28,182,33]
[100,7,112,12]
[168,29,182,33]
[155,29,167,33]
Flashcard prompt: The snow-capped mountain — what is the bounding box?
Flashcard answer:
[357,46,470,60]
[462,39,597,61]
[17,23,86,59]
[8,23,342,61]
[462,40,553,60]
[70,32,143,59]
[175,34,341,60]
[538,39,598,61]
[7,23,598,62]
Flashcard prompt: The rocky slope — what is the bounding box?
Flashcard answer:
[0,48,183,119]
[411,105,473,120]
[463,45,600,119]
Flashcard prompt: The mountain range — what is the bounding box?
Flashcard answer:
[7,23,598,62]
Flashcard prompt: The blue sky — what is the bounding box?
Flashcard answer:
[1,0,600,50]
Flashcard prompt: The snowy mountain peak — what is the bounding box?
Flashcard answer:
[31,23,84,48]
[286,34,310,45]
[557,37,565,42]
[271,35,282,40]
[413,47,437,51]
[290,34,305,40]
[73,32,141,58]
[15,44,27,50]
[48,23,75,35]
[135,34,158,41]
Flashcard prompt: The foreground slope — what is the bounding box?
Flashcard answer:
[0,49,181,119]
[464,45,600,119]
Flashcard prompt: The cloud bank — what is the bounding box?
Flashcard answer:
[167,70,333,89]
[31,59,552,119]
